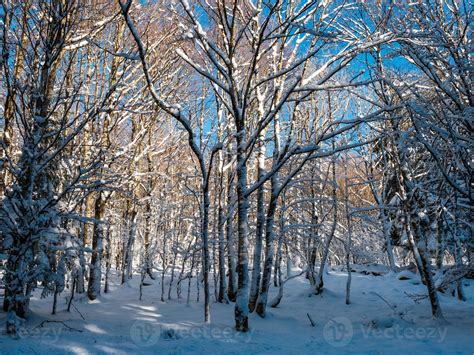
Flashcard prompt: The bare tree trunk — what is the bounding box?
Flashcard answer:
[187,240,197,306]
[407,215,444,320]
[453,237,466,301]
[234,126,250,332]
[307,186,318,286]
[122,207,137,284]
[87,193,106,301]
[202,185,211,323]
[382,210,397,273]
[451,196,466,301]
[314,157,337,295]
[167,233,178,300]
[435,217,445,270]
[104,225,112,294]
[212,204,219,303]
[366,148,397,273]
[160,222,168,302]
[314,94,337,295]
[344,155,352,305]
[217,191,228,303]
[75,252,86,295]
[255,177,279,318]
[143,129,155,280]
[226,157,237,302]
[249,139,266,312]
[270,254,284,309]
[177,238,193,299]
[269,201,286,308]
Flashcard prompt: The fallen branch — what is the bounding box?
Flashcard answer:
[370,291,397,313]
[71,302,86,321]
[404,291,428,304]
[34,320,83,332]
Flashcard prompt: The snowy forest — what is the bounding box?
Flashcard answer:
[0,0,472,353]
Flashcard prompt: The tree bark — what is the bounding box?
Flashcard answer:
[226,155,237,302]
[122,207,137,284]
[87,193,106,301]
[255,178,279,318]
[407,215,444,320]
[234,128,250,332]
[249,139,266,312]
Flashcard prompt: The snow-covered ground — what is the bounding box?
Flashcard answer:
[1,268,473,354]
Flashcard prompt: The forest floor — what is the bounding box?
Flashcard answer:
[0,266,473,354]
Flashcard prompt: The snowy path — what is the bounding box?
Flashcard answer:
[1,269,473,354]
